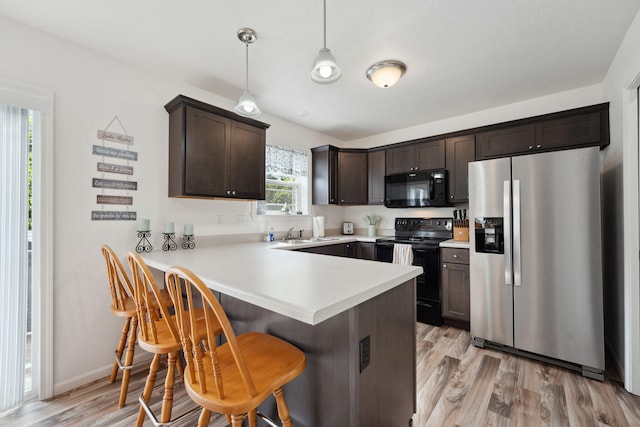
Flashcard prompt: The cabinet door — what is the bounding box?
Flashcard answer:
[229,122,265,199]
[184,106,229,197]
[338,151,368,204]
[356,242,375,260]
[415,139,445,170]
[298,243,346,257]
[367,150,385,205]
[386,145,415,174]
[476,124,536,159]
[441,261,470,321]
[344,242,357,258]
[536,112,600,150]
[446,135,476,202]
[312,146,338,205]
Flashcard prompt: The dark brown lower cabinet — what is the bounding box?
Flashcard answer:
[356,242,376,260]
[296,241,373,260]
[296,243,346,257]
[441,248,470,322]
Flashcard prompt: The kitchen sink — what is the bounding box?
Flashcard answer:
[280,239,315,245]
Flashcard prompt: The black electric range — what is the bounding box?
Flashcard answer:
[375,217,453,325]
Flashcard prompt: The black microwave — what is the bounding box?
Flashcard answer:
[384,169,451,208]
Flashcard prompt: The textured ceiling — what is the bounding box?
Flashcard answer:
[0,0,638,141]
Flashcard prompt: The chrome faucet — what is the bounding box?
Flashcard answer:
[286,226,295,240]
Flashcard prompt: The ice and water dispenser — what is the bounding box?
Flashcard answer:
[474,217,505,254]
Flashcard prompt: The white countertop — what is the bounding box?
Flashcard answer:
[439,239,470,249]
[141,238,421,326]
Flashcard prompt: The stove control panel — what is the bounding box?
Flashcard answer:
[394,217,452,232]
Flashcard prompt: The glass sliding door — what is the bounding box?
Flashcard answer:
[0,104,31,414]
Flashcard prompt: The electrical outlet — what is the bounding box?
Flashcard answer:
[359,335,370,372]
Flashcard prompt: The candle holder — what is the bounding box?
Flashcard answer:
[182,234,196,249]
[136,231,152,253]
[162,232,177,251]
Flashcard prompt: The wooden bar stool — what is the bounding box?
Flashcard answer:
[127,252,220,427]
[165,266,307,427]
[101,245,138,408]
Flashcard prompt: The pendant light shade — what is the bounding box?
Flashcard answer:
[234,90,260,117]
[234,28,261,118]
[310,0,341,84]
[366,61,407,88]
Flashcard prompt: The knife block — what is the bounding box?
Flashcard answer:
[453,225,469,241]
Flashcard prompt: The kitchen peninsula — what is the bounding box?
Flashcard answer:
[142,240,421,427]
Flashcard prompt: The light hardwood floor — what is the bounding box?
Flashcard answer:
[2,323,640,426]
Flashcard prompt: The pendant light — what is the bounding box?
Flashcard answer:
[234,28,261,118]
[310,0,341,84]
[366,61,407,88]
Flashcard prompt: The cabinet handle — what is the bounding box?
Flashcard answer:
[226,190,231,195]
[536,144,542,149]
[443,264,447,268]
[453,254,458,258]
[450,195,454,199]
[341,200,344,203]
[528,146,534,150]
[232,190,236,196]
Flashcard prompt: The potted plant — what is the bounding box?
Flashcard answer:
[363,214,381,237]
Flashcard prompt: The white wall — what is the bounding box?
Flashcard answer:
[601,9,640,394]
[0,16,340,394]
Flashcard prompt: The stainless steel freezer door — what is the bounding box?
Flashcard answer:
[469,157,514,347]
[511,147,604,370]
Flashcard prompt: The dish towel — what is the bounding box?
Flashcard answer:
[393,244,414,265]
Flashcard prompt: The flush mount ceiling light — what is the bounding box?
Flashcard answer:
[234,28,261,118]
[366,60,407,88]
[310,0,341,84]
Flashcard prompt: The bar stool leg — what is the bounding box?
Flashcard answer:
[137,353,161,427]
[160,351,178,423]
[110,317,132,383]
[274,387,293,427]
[118,316,138,407]
[248,408,258,427]
[198,408,211,427]
[231,414,245,427]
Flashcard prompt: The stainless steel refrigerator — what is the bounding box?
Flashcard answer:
[468,146,604,379]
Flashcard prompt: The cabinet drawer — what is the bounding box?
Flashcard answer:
[441,248,469,264]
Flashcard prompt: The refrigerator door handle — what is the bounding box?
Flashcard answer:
[513,180,522,287]
[504,180,512,285]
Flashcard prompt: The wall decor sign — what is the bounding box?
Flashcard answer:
[97,195,133,205]
[92,145,138,161]
[97,129,134,145]
[91,211,137,221]
[92,116,138,221]
[97,162,134,175]
[93,178,138,190]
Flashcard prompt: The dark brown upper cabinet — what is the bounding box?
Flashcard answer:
[477,106,606,160]
[338,150,368,204]
[311,145,339,205]
[386,139,445,174]
[311,145,367,205]
[368,149,386,205]
[165,95,269,200]
[446,135,476,202]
